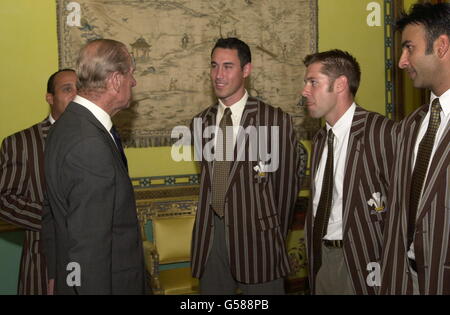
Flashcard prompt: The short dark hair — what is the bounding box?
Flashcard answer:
[46,69,75,94]
[303,49,361,97]
[396,2,450,54]
[211,37,251,68]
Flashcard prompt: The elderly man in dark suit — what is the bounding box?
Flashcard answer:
[42,39,145,295]
[0,69,76,294]
[190,37,303,295]
[302,49,396,294]
[381,3,450,295]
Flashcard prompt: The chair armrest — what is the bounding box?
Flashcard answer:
[143,240,162,292]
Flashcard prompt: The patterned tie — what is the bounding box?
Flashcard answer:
[211,108,233,217]
[110,125,129,172]
[313,129,334,274]
[407,98,442,247]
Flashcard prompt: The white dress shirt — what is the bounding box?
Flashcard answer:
[408,89,450,260]
[313,103,356,240]
[214,90,249,148]
[73,95,115,142]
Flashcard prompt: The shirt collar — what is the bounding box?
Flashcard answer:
[430,89,450,117]
[73,95,113,132]
[48,114,55,125]
[218,90,248,119]
[326,102,356,142]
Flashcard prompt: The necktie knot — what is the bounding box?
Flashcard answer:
[431,97,441,109]
[221,108,232,127]
[430,98,442,124]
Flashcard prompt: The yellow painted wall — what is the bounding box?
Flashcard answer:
[0,0,58,138]
[319,0,386,114]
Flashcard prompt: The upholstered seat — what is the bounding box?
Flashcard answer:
[141,214,199,295]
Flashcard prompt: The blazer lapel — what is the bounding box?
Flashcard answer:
[203,104,218,188]
[342,106,366,232]
[400,106,428,226]
[40,118,52,141]
[417,119,450,221]
[308,127,326,233]
[399,105,429,240]
[226,97,258,191]
[311,128,327,199]
[37,118,52,187]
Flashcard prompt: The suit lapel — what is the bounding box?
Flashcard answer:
[342,106,366,232]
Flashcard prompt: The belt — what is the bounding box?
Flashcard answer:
[408,258,417,273]
[323,239,343,248]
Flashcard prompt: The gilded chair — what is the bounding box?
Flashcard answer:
[136,187,199,295]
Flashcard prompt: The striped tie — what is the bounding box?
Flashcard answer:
[211,108,233,217]
[313,129,334,274]
[407,98,441,247]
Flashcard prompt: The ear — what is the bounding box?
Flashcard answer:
[242,62,252,78]
[435,34,450,59]
[334,75,348,94]
[46,93,54,106]
[110,72,122,93]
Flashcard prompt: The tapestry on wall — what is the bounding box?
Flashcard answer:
[57,0,319,147]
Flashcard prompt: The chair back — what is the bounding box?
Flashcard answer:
[152,215,195,264]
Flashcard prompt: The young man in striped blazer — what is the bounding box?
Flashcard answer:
[302,50,397,294]
[380,2,450,295]
[190,37,303,294]
[0,69,77,294]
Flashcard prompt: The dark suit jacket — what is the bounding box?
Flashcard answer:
[190,97,302,284]
[42,102,145,295]
[305,106,397,294]
[381,104,450,294]
[0,118,51,294]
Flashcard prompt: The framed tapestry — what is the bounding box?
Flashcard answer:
[56,0,320,147]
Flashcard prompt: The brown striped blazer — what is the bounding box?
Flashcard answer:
[0,118,51,294]
[305,106,397,294]
[190,97,302,284]
[380,104,450,295]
